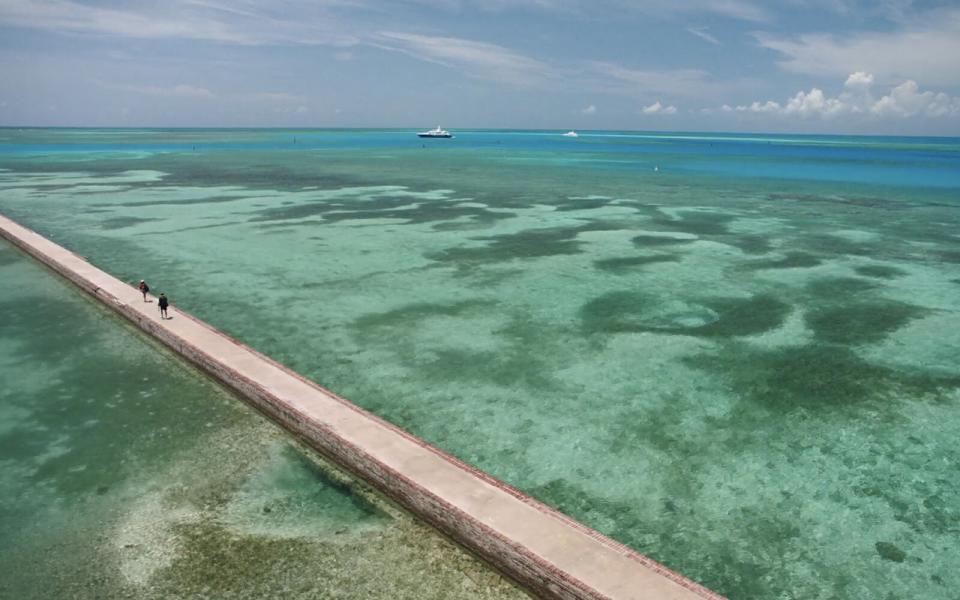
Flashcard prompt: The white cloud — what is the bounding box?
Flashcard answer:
[871,80,960,117]
[589,61,715,98]
[844,71,873,90]
[0,0,358,46]
[682,0,769,22]
[736,100,780,113]
[801,0,917,22]
[755,8,960,87]
[403,0,770,22]
[728,73,960,119]
[581,104,597,114]
[783,88,846,117]
[372,31,555,86]
[686,26,720,45]
[108,83,216,98]
[0,0,774,58]
[642,100,677,115]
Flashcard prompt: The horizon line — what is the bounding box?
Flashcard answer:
[1,125,959,141]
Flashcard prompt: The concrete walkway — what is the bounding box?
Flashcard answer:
[1,213,725,600]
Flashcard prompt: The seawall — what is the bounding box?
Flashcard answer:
[0,213,725,600]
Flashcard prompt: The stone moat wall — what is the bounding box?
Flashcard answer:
[1,213,724,600]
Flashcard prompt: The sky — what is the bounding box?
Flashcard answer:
[1,0,959,134]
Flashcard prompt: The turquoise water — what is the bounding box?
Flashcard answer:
[1,128,959,598]
[0,241,523,599]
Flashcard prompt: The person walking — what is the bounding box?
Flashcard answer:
[138,280,151,302]
[158,293,169,319]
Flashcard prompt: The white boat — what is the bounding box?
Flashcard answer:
[562,130,578,137]
[418,126,453,138]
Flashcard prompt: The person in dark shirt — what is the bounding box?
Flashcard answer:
[158,293,169,319]
[138,279,150,302]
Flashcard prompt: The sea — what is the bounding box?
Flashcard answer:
[1,128,958,599]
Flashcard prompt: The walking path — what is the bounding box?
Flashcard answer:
[1,213,724,600]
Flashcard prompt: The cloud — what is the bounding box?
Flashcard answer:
[246,92,308,104]
[680,0,769,22]
[0,0,773,59]
[783,88,846,117]
[401,0,770,22]
[735,100,781,114]
[754,7,960,87]
[686,26,720,45]
[0,0,358,46]
[107,83,216,98]
[844,71,873,90]
[727,73,960,119]
[800,0,918,22]
[372,31,555,86]
[170,84,215,98]
[871,80,960,117]
[642,101,677,115]
[581,104,597,114]
[589,61,715,98]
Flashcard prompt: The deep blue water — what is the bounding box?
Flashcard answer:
[2,128,959,190]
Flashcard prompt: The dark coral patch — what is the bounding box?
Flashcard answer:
[805,300,927,346]
[98,216,160,230]
[352,304,559,391]
[854,265,907,279]
[431,220,495,232]
[429,223,625,265]
[352,300,494,336]
[96,195,251,208]
[654,210,734,236]
[938,250,960,264]
[250,194,513,227]
[686,339,960,411]
[430,228,582,264]
[684,344,891,409]
[580,291,663,335]
[727,235,773,255]
[552,196,617,211]
[631,235,696,248]
[799,234,875,257]
[696,295,791,337]
[875,542,907,563]
[593,254,679,272]
[744,252,822,270]
[805,277,880,298]
[580,292,789,338]
[767,193,904,211]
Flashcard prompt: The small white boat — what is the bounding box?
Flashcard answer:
[562,130,578,137]
[418,126,453,138]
